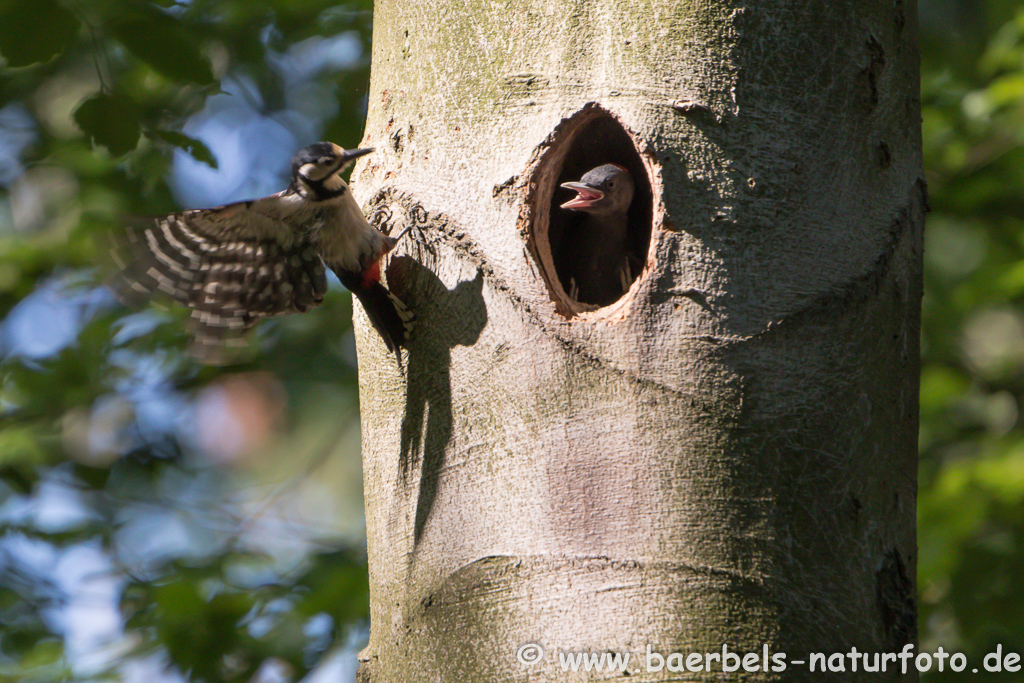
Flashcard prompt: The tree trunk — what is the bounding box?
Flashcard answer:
[352,1,922,681]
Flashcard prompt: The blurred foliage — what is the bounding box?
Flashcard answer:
[919,1,1024,679]
[0,0,372,681]
[3,0,1024,681]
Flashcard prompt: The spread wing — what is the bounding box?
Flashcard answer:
[107,193,328,361]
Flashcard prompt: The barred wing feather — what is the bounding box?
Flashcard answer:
[108,196,327,360]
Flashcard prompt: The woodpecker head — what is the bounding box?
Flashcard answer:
[290,143,373,200]
[560,164,635,217]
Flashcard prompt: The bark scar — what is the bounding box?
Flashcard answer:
[756,178,925,336]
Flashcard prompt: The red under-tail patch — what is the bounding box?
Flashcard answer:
[361,260,381,289]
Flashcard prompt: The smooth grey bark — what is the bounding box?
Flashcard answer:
[351,1,922,681]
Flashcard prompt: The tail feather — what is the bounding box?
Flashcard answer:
[352,280,415,356]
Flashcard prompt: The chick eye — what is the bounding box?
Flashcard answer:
[607,180,615,188]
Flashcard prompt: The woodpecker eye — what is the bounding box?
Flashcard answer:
[317,157,332,166]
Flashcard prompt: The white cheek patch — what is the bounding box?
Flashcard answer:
[299,162,320,180]
[322,174,345,193]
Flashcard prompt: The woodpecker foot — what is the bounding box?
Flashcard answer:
[391,224,414,243]
[396,220,435,259]
[618,259,632,295]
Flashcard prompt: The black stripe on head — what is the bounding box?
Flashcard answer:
[291,143,338,178]
[290,142,347,201]
[290,143,375,201]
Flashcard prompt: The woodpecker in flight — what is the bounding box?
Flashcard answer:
[109,143,414,362]
[558,163,636,306]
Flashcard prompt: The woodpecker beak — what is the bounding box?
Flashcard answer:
[560,181,605,210]
[342,147,374,162]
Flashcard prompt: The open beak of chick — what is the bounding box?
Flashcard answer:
[560,182,605,210]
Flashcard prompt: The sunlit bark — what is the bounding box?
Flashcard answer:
[352,1,922,680]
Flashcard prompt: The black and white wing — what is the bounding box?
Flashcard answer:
[108,194,327,361]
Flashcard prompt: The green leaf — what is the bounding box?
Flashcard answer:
[18,638,65,670]
[73,93,141,156]
[110,15,215,84]
[146,129,218,168]
[0,424,45,469]
[0,0,79,67]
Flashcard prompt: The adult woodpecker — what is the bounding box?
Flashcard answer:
[558,163,636,306]
[109,142,414,362]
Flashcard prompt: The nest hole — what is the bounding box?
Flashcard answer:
[528,106,654,315]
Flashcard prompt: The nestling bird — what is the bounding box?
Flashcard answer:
[109,143,414,362]
[558,163,636,306]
